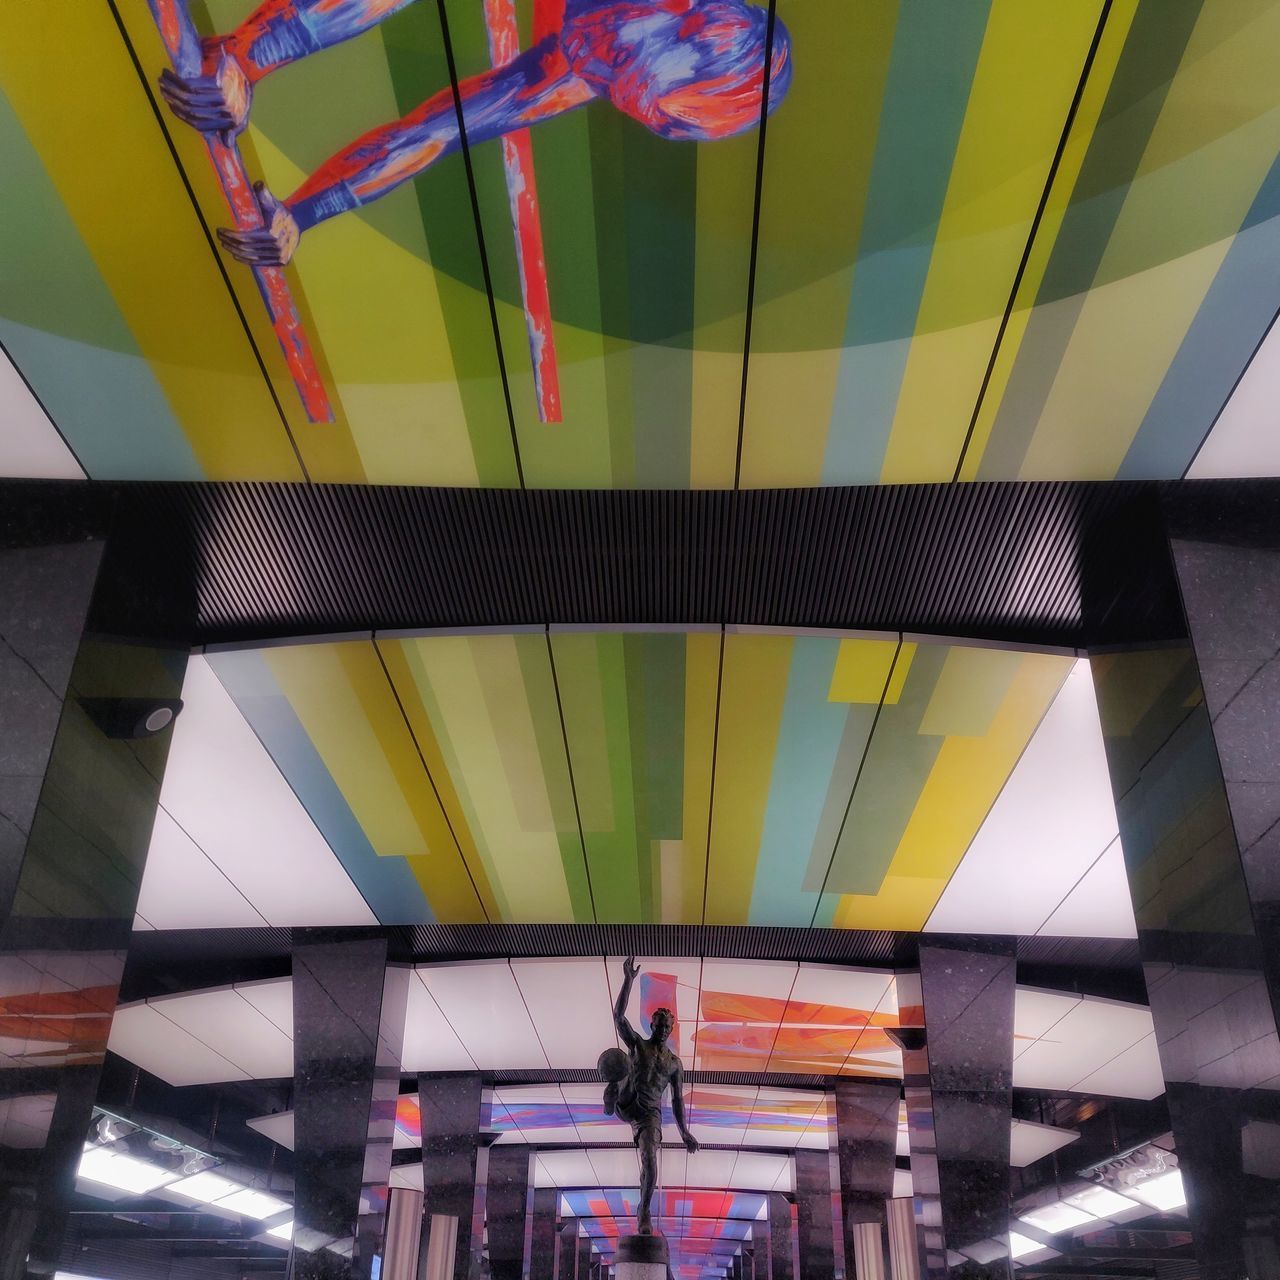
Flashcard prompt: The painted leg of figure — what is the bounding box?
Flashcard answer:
[218,47,594,264]
[637,1129,659,1235]
[159,0,417,136]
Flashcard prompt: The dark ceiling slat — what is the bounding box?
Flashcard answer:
[0,478,1193,648]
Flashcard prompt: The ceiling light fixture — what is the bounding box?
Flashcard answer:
[216,1187,291,1219]
[166,1171,243,1205]
[1008,1231,1044,1260]
[266,1221,294,1241]
[1128,1169,1186,1212]
[78,1147,178,1195]
[1018,1202,1094,1233]
[1062,1185,1139,1219]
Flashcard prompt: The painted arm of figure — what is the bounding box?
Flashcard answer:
[159,0,417,137]
[614,955,641,1050]
[216,41,595,265]
[670,1061,699,1154]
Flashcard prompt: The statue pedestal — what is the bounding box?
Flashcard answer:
[616,1233,669,1280]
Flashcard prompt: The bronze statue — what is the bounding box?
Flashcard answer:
[600,956,699,1236]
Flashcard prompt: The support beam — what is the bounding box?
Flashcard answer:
[794,1147,840,1280]
[418,1074,489,1280]
[834,1081,898,1279]
[767,1193,794,1280]
[486,1145,532,1280]
[530,1187,558,1280]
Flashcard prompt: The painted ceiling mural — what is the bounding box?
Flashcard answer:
[193,631,1074,928]
[3,0,1279,485]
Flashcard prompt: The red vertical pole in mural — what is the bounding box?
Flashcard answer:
[483,0,562,423]
[147,0,335,424]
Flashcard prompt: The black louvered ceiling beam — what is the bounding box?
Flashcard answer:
[0,478,1195,649]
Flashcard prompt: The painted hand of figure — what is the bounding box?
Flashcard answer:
[159,50,251,140]
[683,1133,699,1154]
[623,956,641,981]
[216,183,301,267]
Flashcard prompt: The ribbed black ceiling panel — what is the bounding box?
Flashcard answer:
[18,477,1187,648]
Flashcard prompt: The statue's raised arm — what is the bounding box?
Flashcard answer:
[614,955,641,1049]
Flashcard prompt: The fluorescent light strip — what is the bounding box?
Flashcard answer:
[1018,1201,1094,1233]
[167,1171,242,1204]
[216,1187,291,1219]
[1062,1185,1139,1219]
[1128,1169,1186,1211]
[1008,1231,1043,1260]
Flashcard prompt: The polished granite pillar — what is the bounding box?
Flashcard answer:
[419,1074,490,1280]
[1090,488,1280,1280]
[834,1081,898,1278]
[794,1146,841,1280]
[529,1187,558,1280]
[291,936,407,1280]
[901,941,1016,1279]
[0,519,185,1278]
[486,1144,532,1280]
[558,1222,578,1280]
[767,1192,794,1280]
[576,1231,592,1280]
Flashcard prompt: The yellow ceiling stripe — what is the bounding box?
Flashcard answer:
[678,632,722,923]
[957,0,1138,481]
[703,633,794,925]
[828,638,916,705]
[835,650,1072,929]
[0,1,303,480]
[881,0,1107,483]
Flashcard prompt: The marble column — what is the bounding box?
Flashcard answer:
[898,941,1016,1279]
[529,1187,558,1280]
[766,1192,794,1280]
[576,1231,592,1280]
[0,515,186,1278]
[558,1222,578,1280]
[418,1074,490,1280]
[794,1147,840,1280]
[291,937,408,1280]
[486,1144,532,1280]
[834,1081,898,1279]
[1089,483,1280,1278]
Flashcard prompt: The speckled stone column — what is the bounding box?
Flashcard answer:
[835,1081,898,1279]
[417,1074,489,1280]
[486,1144,532,1280]
[529,1187,558,1280]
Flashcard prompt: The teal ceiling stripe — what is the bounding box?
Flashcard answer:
[748,638,848,926]
[1119,152,1280,479]
[207,649,435,925]
[822,0,992,485]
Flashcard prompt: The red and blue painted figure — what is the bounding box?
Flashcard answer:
[159,0,793,267]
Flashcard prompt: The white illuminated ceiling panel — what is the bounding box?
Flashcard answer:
[1074,1034,1164,1101]
[134,809,268,930]
[512,958,613,1068]
[1039,839,1136,939]
[147,988,292,1080]
[236,978,293,1038]
[1010,1119,1080,1167]
[1014,990,1158,1099]
[0,347,83,479]
[926,662,1124,937]
[143,657,376,928]
[605,957,702,1029]
[400,972,475,1072]
[108,1002,249,1086]
[534,1150,600,1189]
[1188,317,1280,478]
[418,961,547,1070]
[246,1112,296,1150]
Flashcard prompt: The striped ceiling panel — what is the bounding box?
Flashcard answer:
[1,1,1276,485]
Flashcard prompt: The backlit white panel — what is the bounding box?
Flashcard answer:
[108,1002,249,1086]
[1009,1120,1080,1167]
[605,957,702,1030]
[1074,1033,1164,1101]
[134,809,267,930]
[892,1171,913,1199]
[237,978,294,1038]
[147,658,376,927]
[418,961,546,1070]
[1014,991,1156,1097]
[391,1163,424,1191]
[1039,839,1136,939]
[1188,317,1280,478]
[534,1150,600,1188]
[1013,989,1078,1048]
[149,988,292,1080]
[246,1112,296,1150]
[0,348,83,479]
[0,1093,54,1148]
[512,958,613,1067]
[400,972,475,1072]
[926,662,1121,937]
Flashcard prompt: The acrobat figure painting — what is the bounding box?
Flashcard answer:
[159,0,794,267]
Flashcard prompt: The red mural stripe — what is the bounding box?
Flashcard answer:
[483,0,562,423]
[147,0,335,425]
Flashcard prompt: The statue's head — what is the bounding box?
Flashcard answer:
[650,1007,675,1045]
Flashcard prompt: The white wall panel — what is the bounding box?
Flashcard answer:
[400,972,475,1072]
[148,988,292,1080]
[108,1002,248,1086]
[147,658,377,928]
[417,961,546,1069]
[1188,317,1280,478]
[0,348,83,479]
[926,662,1121,937]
